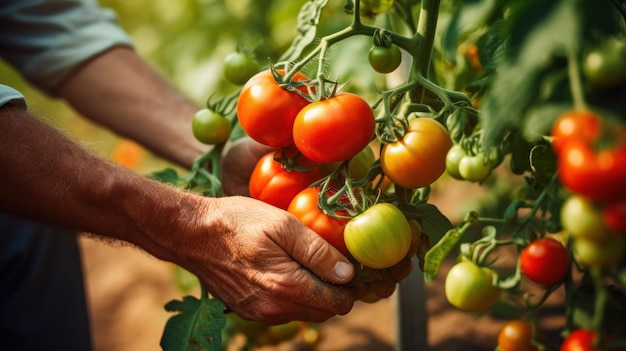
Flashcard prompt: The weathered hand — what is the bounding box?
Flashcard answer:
[220,137,274,196]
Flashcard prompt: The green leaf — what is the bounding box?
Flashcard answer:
[160,296,227,351]
[151,168,182,185]
[279,0,329,62]
[415,202,453,245]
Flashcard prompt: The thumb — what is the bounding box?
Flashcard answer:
[287,225,355,285]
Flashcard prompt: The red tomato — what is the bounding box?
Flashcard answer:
[249,148,323,210]
[603,199,626,233]
[551,110,601,153]
[497,320,539,351]
[293,93,375,163]
[557,140,626,203]
[237,69,310,147]
[380,118,452,189]
[287,187,351,256]
[560,329,602,351]
[520,238,570,286]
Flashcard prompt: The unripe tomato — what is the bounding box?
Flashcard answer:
[223,52,260,85]
[497,320,539,351]
[380,118,452,189]
[520,238,570,286]
[444,260,501,313]
[458,153,491,182]
[582,37,626,90]
[560,195,611,242]
[368,45,402,73]
[321,145,376,179]
[192,108,232,145]
[344,203,412,269]
[573,235,626,269]
[445,144,467,180]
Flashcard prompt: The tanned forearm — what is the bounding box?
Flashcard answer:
[0,104,208,263]
[55,46,207,169]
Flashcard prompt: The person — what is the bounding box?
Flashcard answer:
[0,0,412,349]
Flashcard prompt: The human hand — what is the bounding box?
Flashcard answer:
[176,195,356,325]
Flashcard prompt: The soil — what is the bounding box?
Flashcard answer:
[80,179,567,351]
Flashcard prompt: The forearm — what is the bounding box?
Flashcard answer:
[55,46,207,169]
[0,104,207,262]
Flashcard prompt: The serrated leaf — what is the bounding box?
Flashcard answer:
[160,296,227,351]
[279,0,329,62]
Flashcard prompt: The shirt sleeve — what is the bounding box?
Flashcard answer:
[0,0,135,95]
[0,84,27,109]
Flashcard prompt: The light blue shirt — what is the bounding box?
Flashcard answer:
[0,0,134,106]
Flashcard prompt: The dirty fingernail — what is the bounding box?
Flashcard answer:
[333,260,354,281]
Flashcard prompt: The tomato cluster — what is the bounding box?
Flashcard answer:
[445,144,492,183]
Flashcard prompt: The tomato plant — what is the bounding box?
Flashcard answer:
[343,203,412,269]
[248,148,323,210]
[497,320,539,351]
[191,108,232,145]
[368,45,402,73]
[444,260,501,314]
[520,238,570,286]
[288,186,351,256]
[237,69,310,147]
[223,52,260,86]
[380,118,452,189]
[293,92,375,163]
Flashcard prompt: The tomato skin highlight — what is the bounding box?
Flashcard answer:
[293,93,375,163]
[343,203,412,269]
[380,118,452,189]
[249,149,323,210]
[497,320,539,351]
[288,187,351,256]
[444,260,501,313]
[237,69,310,147]
[520,238,570,286]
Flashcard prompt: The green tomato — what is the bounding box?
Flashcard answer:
[223,52,260,85]
[445,144,467,180]
[321,145,376,179]
[444,260,501,313]
[368,45,402,74]
[582,37,626,90]
[573,235,626,269]
[192,108,232,145]
[560,195,611,242]
[344,203,412,269]
[458,153,491,182]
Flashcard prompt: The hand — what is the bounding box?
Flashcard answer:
[221,137,274,196]
[176,195,356,325]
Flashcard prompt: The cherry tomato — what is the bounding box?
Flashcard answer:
[550,110,601,153]
[573,235,626,269]
[445,144,467,180]
[582,37,626,90]
[444,260,501,313]
[368,45,402,73]
[223,52,260,86]
[497,320,539,351]
[603,199,626,233]
[293,93,375,163]
[557,140,626,203]
[237,69,310,147]
[249,149,323,210]
[343,203,412,269]
[191,108,232,145]
[380,118,452,189]
[560,195,611,242]
[520,238,570,286]
[560,329,602,351]
[288,186,351,256]
[458,153,491,183]
[360,0,394,17]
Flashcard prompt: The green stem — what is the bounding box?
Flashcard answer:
[413,0,440,77]
[590,266,607,332]
[567,46,587,110]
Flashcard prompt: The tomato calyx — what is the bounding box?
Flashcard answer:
[271,147,320,173]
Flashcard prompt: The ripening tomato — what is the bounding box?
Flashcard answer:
[520,238,570,286]
[557,140,626,203]
[237,69,310,147]
[343,203,412,269]
[288,186,351,256]
[380,118,452,189]
[560,329,602,351]
[249,149,323,210]
[192,108,232,145]
[550,110,601,153]
[444,260,501,313]
[293,93,375,163]
[497,320,539,351]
